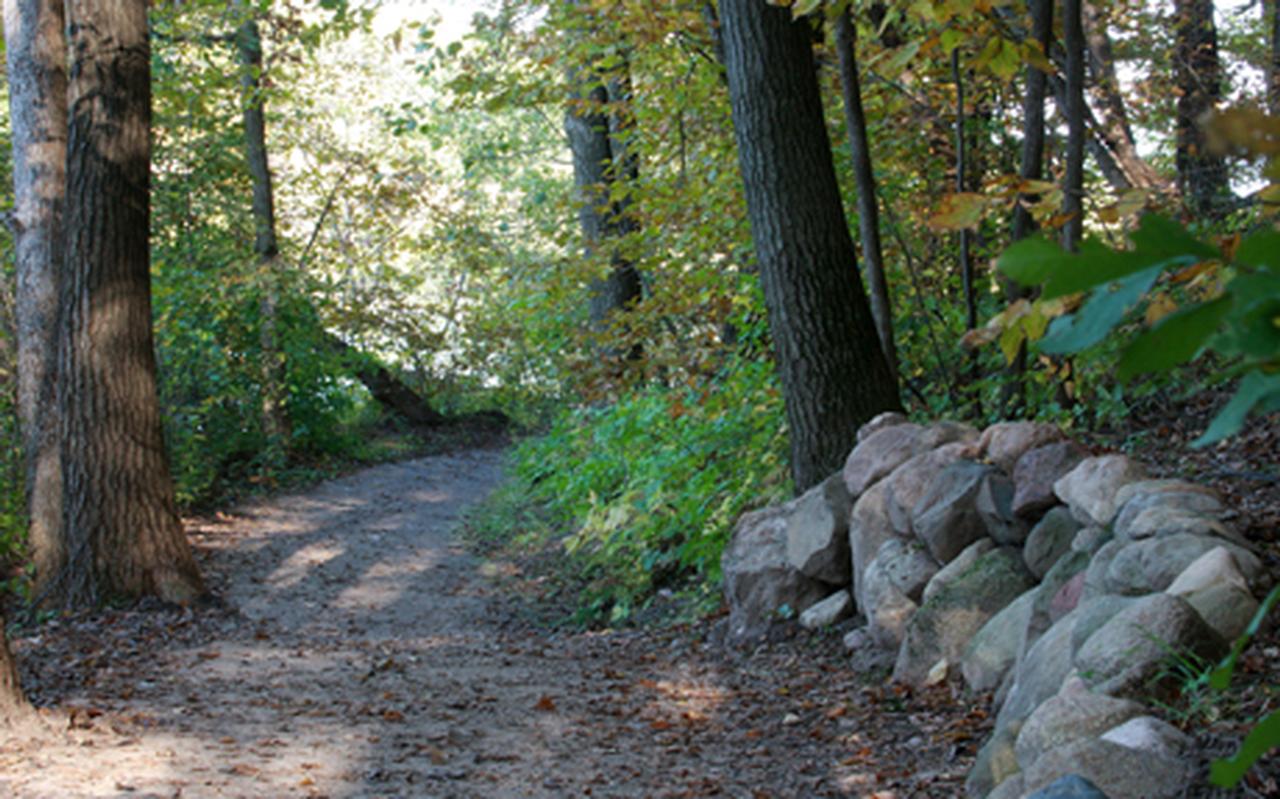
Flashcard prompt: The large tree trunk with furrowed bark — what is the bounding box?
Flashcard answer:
[55,0,206,607]
[5,0,67,604]
[719,0,901,493]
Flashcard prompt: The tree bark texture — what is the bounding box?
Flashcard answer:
[4,0,67,601]
[565,61,643,336]
[235,14,290,447]
[321,332,446,427]
[719,0,901,492]
[834,10,898,386]
[1013,0,1051,244]
[57,0,205,606]
[1081,1,1167,191]
[1062,0,1086,251]
[1174,0,1229,217]
[0,616,31,726]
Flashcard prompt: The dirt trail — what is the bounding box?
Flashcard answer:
[2,449,973,798]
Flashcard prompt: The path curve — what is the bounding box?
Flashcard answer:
[3,450,971,798]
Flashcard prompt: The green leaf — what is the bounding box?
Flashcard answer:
[1042,239,1192,300]
[1210,709,1280,787]
[1129,214,1218,260]
[1192,370,1280,447]
[1117,296,1231,381]
[1038,266,1163,354]
[997,235,1069,289]
[1236,230,1280,273]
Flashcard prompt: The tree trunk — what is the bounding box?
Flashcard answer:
[321,332,446,427]
[56,0,205,607]
[1174,0,1229,217]
[1082,1,1168,191]
[4,0,67,601]
[719,0,901,492]
[1063,0,1086,251]
[1013,0,1052,244]
[565,55,643,342]
[0,617,31,727]
[235,13,290,449]
[834,10,898,386]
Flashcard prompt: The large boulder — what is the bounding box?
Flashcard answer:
[786,473,854,585]
[962,587,1037,693]
[998,609,1081,729]
[722,504,831,642]
[1022,733,1193,798]
[856,411,910,443]
[1104,533,1264,596]
[1111,479,1224,540]
[867,538,939,602]
[893,547,1036,686]
[849,481,899,611]
[1012,441,1089,518]
[884,442,974,537]
[1073,592,1228,701]
[1114,506,1239,543]
[1014,676,1146,772]
[842,423,928,496]
[1024,506,1083,579]
[967,724,1021,799]
[923,538,994,604]
[980,421,1065,472]
[910,459,998,563]
[1167,547,1260,642]
[1053,455,1146,527]
[862,558,919,649]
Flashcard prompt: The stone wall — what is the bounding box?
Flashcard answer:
[721,413,1270,799]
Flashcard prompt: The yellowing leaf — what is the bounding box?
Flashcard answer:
[1207,108,1280,157]
[1145,292,1178,325]
[791,0,823,17]
[929,192,989,231]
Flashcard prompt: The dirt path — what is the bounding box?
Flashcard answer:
[2,449,976,798]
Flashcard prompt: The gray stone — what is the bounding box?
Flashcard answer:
[849,481,898,612]
[1073,592,1228,700]
[923,538,994,604]
[1182,582,1259,643]
[1012,441,1088,518]
[987,773,1026,799]
[1023,736,1193,798]
[1105,533,1264,597]
[998,611,1080,729]
[977,470,1029,545]
[1053,455,1147,527]
[1167,545,1251,596]
[962,588,1037,693]
[870,538,939,602]
[1098,715,1192,760]
[799,590,854,629]
[786,473,854,585]
[884,442,973,538]
[910,459,998,563]
[842,423,927,497]
[1119,506,1239,543]
[856,411,910,443]
[1014,676,1146,771]
[1035,550,1091,626]
[967,724,1021,799]
[1024,507,1083,579]
[862,556,919,649]
[1049,572,1086,623]
[1070,525,1111,555]
[981,421,1066,472]
[1068,595,1138,656]
[1111,480,1223,539]
[1081,540,1125,602]
[893,548,1035,686]
[921,420,980,450]
[723,503,831,642]
[1025,775,1110,799]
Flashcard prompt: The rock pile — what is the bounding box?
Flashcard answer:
[720,414,1270,799]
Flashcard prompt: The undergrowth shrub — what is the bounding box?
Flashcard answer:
[509,356,789,625]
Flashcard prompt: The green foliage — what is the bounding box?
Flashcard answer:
[1207,584,1280,787]
[507,355,789,625]
[999,216,1280,446]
